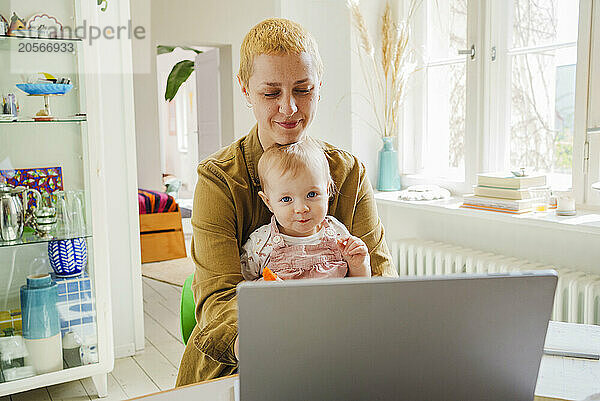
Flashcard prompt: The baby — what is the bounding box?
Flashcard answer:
[240,138,371,280]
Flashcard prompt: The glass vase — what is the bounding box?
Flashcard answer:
[377,136,401,191]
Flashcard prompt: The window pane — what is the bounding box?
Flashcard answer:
[407,0,468,180]
[509,47,576,184]
[427,0,467,59]
[424,62,466,179]
[512,0,579,48]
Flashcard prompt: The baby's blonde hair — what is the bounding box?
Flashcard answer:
[239,18,324,86]
[257,138,335,196]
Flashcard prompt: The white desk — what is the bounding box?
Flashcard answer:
[132,322,600,401]
[129,375,238,401]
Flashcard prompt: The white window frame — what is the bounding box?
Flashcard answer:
[401,0,482,195]
[401,0,595,205]
[582,0,600,205]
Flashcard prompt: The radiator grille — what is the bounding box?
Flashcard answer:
[391,239,600,325]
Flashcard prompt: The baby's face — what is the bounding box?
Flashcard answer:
[261,167,329,237]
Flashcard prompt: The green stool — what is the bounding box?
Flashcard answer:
[180,273,197,345]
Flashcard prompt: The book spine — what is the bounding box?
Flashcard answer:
[460,204,531,214]
[473,187,528,200]
[476,181,521,189]
[463,196,535,210]
[476,177,546,189]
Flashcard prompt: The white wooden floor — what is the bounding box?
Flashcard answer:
[3,277,185,401]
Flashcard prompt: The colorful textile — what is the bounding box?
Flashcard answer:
[138,189,179,214]
[0,167,63,209]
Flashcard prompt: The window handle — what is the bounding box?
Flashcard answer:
[458,44,475,60]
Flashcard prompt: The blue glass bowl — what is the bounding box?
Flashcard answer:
[16,83,73,95]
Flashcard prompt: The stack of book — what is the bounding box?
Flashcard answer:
[461,172,547,214]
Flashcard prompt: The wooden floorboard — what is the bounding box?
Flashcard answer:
[132,340,179,390]
[142,279,166,303]
[80,374,128,401]
[46,380,91,401]
[142,277,182,316]
[144,298,182,342]
[110,357,160,399]
[143,311,185,368]
[10,387,51,401]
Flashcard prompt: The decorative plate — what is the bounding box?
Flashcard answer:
[27,14,63,33]
[16,83,73,95]
[0,14,7,35]
[7,12,26,35]
[398,185,451,201]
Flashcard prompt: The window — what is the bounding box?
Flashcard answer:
[402,0,589,196]
[404,0,470,183]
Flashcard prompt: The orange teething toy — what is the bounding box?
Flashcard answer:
[263,267,278,281]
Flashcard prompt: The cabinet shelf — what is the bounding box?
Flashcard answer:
[0,34,82,43]
[0,230,92,248]
[0,117,86,124]
[0,34,81,53]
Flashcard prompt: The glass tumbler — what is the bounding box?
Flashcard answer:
[66,190,85,236]
[529,187,550,212]
[52,191,72,237]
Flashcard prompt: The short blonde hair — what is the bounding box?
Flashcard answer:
[239,18,324,86]
[257,138,334,195]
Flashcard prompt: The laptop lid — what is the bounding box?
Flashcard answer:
[238,271,557,401]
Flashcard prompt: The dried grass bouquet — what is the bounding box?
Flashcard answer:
[347,0,420,138]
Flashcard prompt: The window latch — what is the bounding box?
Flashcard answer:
[584,140,590,174]
[458,44,475,60]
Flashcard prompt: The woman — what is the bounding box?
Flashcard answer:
[176,17,396,386]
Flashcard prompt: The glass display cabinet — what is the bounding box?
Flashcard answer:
[0,1,112,397]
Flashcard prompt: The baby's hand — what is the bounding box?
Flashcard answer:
[337,236,371,277]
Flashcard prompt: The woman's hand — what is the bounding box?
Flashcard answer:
[337,236,371,277]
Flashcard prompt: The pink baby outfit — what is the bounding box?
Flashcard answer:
[265,216,348,280]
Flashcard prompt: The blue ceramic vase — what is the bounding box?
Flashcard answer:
[20,274,63,374]
[20,274,60,340]
[377,136,401,191]
[48,237,87,277]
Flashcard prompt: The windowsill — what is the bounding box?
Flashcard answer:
[375,191,600,236]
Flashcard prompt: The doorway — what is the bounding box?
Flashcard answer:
[155,45,222,205]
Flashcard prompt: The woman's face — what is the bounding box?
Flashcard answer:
[242,52,321,149]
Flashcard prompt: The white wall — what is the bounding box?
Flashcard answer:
[349,0,393,184]
[281,0,353,152]
[131,0,281,189]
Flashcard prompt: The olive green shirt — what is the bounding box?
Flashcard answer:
[176,125,396,386]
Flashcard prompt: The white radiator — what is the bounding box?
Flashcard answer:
[391,239,600,326]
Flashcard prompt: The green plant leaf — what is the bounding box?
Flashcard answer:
[157,45,203,55]
[97,0,108,12]
[157,45,177,55]
[165,60,195,102]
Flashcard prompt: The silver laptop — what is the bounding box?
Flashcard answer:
[237,271,557,401]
